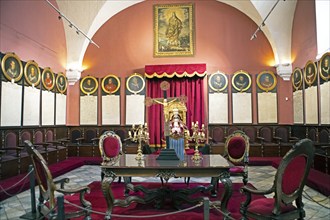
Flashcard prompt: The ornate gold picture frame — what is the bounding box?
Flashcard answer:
[292,68,303,90]
[1,52,23,82]
[101,74,120,94]
[80,76,98,95]
[41,67,55,90]
[24,60,41,86]
[232,70,251,92]
[208,71,228,92]
[126,73,145,94]
[304,60,317,87]
[319,52,330,81]
[56,72,67,94]
[153,3,194,57]
[257,71,277,92]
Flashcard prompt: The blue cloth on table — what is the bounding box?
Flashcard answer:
[169,138,185,160]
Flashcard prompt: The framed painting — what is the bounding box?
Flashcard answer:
[56,72,67,94]
[153,3,194,57]
[80,76,98,95]
[304,60,317,87]
[232,71,251,92]
[101,74,120,94]
[292,68,303,90]
[126,73,145,94]
[257,71,277,92]
[319,52,330,81]
[24,60,41,86]
[41,67,55,90]
[208,71,228,92]
[1,52,23,82]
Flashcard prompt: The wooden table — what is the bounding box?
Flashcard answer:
[101,154,233,219]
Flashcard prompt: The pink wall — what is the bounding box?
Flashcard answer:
[292,0,317,68]
[0,0,318,126]
[0,0,67,73]
[80,0,276,126]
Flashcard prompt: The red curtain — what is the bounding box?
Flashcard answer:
[146,76,205,148]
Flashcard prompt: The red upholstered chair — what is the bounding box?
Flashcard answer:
[211,130,250,190]
[99,131,124,181]
[99,131,122,164]
[225,130,250,184]
[240,139,315,220]
[24,140,91,219]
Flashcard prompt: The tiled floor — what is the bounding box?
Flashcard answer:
[0,165,329,219]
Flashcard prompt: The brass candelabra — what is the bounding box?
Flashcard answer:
[128,123,149,160]
[185,121,206,161]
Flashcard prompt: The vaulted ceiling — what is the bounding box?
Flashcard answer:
[54,0,296,77]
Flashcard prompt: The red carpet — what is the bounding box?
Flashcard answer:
[81,181,264,220]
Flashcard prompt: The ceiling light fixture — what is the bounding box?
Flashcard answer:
[45,0,100,48]
[250,0,283,40]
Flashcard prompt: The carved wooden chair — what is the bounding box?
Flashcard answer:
[209,126,226,154]
[25,140,91,219]
[1,131,22,179]
[240,139,315,220]
[274,126,299,156]
[99,131,123,180]
[212,130,250,191]
[257,126,278,157]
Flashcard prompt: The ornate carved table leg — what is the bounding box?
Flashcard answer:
[101,169,116,220]
[219,171,233,219]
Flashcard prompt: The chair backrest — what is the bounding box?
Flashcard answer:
[71,129,82,143]
[275,126,289,142]
[34,130,44,144]
[259,126,273,142]
[25,140,56,208]
[274,139,314,212]
[319,128,329,143]
[99,131,122,163]
[242,126,258,142]
[211,127,226,143]
[20,130,32,144]
[225,130,250,163]
[85,129,97,143]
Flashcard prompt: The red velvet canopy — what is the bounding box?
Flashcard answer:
[145,64,206,148]
[145,64,206,78]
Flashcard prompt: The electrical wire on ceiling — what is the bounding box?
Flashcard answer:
[45,0,100,48]
[250,0,283,40]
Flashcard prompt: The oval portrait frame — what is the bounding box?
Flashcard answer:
[126,73,145,94]
[101,74,120,94]
[318,52,330,81]
[304,60,317,86]
[292,68,303,90]
[24,60,41,86]
[1,52,23,82]
[257,71,277,92]
[208,71,228,92]
[41,67,55,90]
[56,72,67,94]
[80,76,98,95]
[231,70,251,92]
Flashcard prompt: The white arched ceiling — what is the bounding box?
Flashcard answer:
[56,0,296,82]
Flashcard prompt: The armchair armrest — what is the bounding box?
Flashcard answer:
[2,147,24,157]
[76,137,85,144]
[273,136,281,142]
[56,185,90,195]
[54,177,70,189]
[91,137,100,145]
[256,136,264,143]
[34,142,51,151]
[56,185,91,208]
[240,185,274,195]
